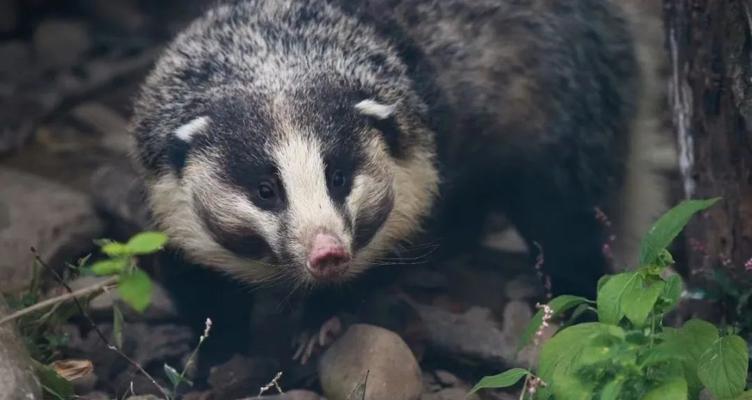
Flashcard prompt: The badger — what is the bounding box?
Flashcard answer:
[131,0,674,364]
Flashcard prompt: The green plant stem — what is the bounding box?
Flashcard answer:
[0,277,118,326]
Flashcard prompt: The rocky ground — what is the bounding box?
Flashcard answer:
[0,0,662,399]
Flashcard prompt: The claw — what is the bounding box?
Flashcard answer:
[292,316,343,365]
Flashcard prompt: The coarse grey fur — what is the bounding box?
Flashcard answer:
[131,0,671,296]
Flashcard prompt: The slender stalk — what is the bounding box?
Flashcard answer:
[0,277,117,325]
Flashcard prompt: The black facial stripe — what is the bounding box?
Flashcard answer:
[194,194,273,259]
[370,116,404,159]
[166,134,191,174]
[353,187,395,251]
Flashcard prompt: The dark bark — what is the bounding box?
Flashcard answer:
[665,0,752,292]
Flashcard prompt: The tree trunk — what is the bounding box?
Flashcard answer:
[665,0,752,298]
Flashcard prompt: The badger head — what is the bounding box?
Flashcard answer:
[131,1,439,288]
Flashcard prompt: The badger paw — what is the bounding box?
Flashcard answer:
[292,316,343,365]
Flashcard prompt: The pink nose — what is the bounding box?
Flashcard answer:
[306,233,351,279]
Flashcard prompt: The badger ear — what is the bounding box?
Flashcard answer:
[168,116,210,172]
[355,99,402,157]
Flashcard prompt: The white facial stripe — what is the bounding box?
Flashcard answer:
[355,99,396,120]
[175,116,210,142]
[274,134,347,247]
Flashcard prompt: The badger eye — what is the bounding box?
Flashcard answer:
[330,169,346,188]
[257,182,276,200]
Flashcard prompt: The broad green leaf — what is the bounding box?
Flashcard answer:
[90,258,127,276]
[33,361,74,400]
[639,198,720,266]
[697,335,748,400]
[660,274,684,312]
[643,377,688,400]
[101,242,128,257]
[539,323,620,392]
[580,331,626,366]
[597,272,642,324]
[736,391,752,400]
[600,379,624,400]
[470,368,529,393]
[655,321,719,398]
[112,305,124,349]
[623,280,665,326]
[124,231,168,255]
[518,295,590,350]
[118,268,152,312]
[551,368,595,400]
[678,320,720,364]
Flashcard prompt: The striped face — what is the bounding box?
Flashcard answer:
[148,88,438,287]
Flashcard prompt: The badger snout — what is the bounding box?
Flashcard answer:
[305,232,351,280]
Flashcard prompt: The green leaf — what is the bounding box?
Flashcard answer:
[597,272,642,325]
[164,363,181,387]
[643,377,688,400]
[660,274,684,312]
[623,280,665,327]
[118,268,152,312]
[100,242,129,257]
[678,320,720,364]
[638,198,720,266]
[518,295,590,350]
[600,379,624,400]
[470,368,529,393]
[164,363,192,389]
[697,335,748,400]
[89,258,127,276]
[736,391,752,400]
[33,361,74,400]
[124,231,168,255]
[112,305,124,349]
[539,323,621,394]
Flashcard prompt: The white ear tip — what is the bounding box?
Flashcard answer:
[175,116,211,142]
[355,99,397,120]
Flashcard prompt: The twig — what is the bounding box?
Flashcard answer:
[257,371,284,398]
[26,249,171,399]
[0,276,117,325]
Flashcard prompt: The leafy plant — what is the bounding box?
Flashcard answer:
[472,198,752,400]
[2,231,168,400]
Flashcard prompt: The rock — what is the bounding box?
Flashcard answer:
[79,391,110,400]
[0,168,104,293]
[68,276,178,321]
[319,324,422,400]
[0,296,43,399]
[0,41,32,80]
[71,102,134,154]
[90,164,151,232]
[433,370,460,387]
[254,390,323,400]
[207,355,280,399]
[63,322,193,384]
[124,396,162,400]
[33,19,91,70]
[0,0,18,33]
[422,388,479,400]
[412,301,532,369]
[87,0,146,33]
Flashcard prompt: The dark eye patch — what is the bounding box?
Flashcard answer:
[353,185,395,250]
[194,194,274,259]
